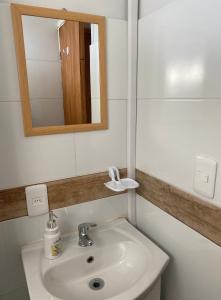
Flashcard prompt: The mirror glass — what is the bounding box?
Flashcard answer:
[22,15,101,127]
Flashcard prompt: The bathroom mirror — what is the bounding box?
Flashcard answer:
[11,4,107,136]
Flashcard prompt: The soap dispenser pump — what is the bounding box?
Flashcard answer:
[44,211,61,259]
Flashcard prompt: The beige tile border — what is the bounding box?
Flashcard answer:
[0,169,127,222]
[2,166,218,247]
[136,169,221,247]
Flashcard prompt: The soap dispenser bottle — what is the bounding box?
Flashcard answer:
[44,211,61,259]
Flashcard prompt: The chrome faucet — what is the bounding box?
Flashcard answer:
[78,223,97,247]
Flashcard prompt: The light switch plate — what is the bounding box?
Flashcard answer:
[193,155,217,198]
[25,184,49,216]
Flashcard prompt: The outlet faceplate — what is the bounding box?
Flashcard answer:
[25,184,49,216]
[193,155,217,199]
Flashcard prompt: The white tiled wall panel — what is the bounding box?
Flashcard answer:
[136,196,221,300]
[75,100,127,175]
[1,0,128,20]
[0,195,127,298]
[136,100,221,205]
[0,102,76,189]
[137,1,221,300]
[0,5,128,189]
[0,6,20,101]
[106,19,128,99]
[139,0,176,19]
[138,0,221,99]
[0,2,128,300]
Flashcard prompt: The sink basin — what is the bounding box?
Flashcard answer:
[22,218,169,300]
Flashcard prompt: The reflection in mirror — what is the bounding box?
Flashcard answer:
[22,15,101,127]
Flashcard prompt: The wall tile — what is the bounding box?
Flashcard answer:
[0,3,128,299]
[0,102,76,189]
[139,0,176,18]
[136,99,221,206]
[137,2,221,300]
[65,194,127,230]
[136,195,221,300]
[106,19,128,99]
[0,9,128,188]
[75,100,127,175]
[138,0,221,99]
[2,0,127,20]
[0,5,20,101]
[0,225,10,294]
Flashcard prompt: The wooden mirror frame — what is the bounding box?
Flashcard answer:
[11,4,108,136]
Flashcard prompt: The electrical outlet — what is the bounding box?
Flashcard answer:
[32,197,44,206]
[25,184,49,216]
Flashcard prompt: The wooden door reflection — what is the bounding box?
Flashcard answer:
[59,21,91,125]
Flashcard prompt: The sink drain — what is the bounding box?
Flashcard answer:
[89,278,105,290]
[87,256,94,263]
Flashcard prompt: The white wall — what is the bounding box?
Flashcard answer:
[0,3,128,189]
[0,1,128,299]
[136,195,221,300]
[137,0,221,206]
[139,0,176,19]
[137,1,221,299]
[0,0,128,20]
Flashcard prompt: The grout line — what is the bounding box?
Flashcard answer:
[139,0,179,19]
[0,100,21,103]
[3,98,221,102]
[0,98,128,102]
[137,98,221,101]
[109,99,129,101]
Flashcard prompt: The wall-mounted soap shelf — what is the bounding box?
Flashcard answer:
[104,167,139,192]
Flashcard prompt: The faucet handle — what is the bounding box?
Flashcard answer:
[78,223,97,234]
[87,222,97,228]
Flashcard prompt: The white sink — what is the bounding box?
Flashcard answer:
[22,218,169,300]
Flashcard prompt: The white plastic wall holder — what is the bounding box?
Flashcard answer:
[104,167,139,192]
